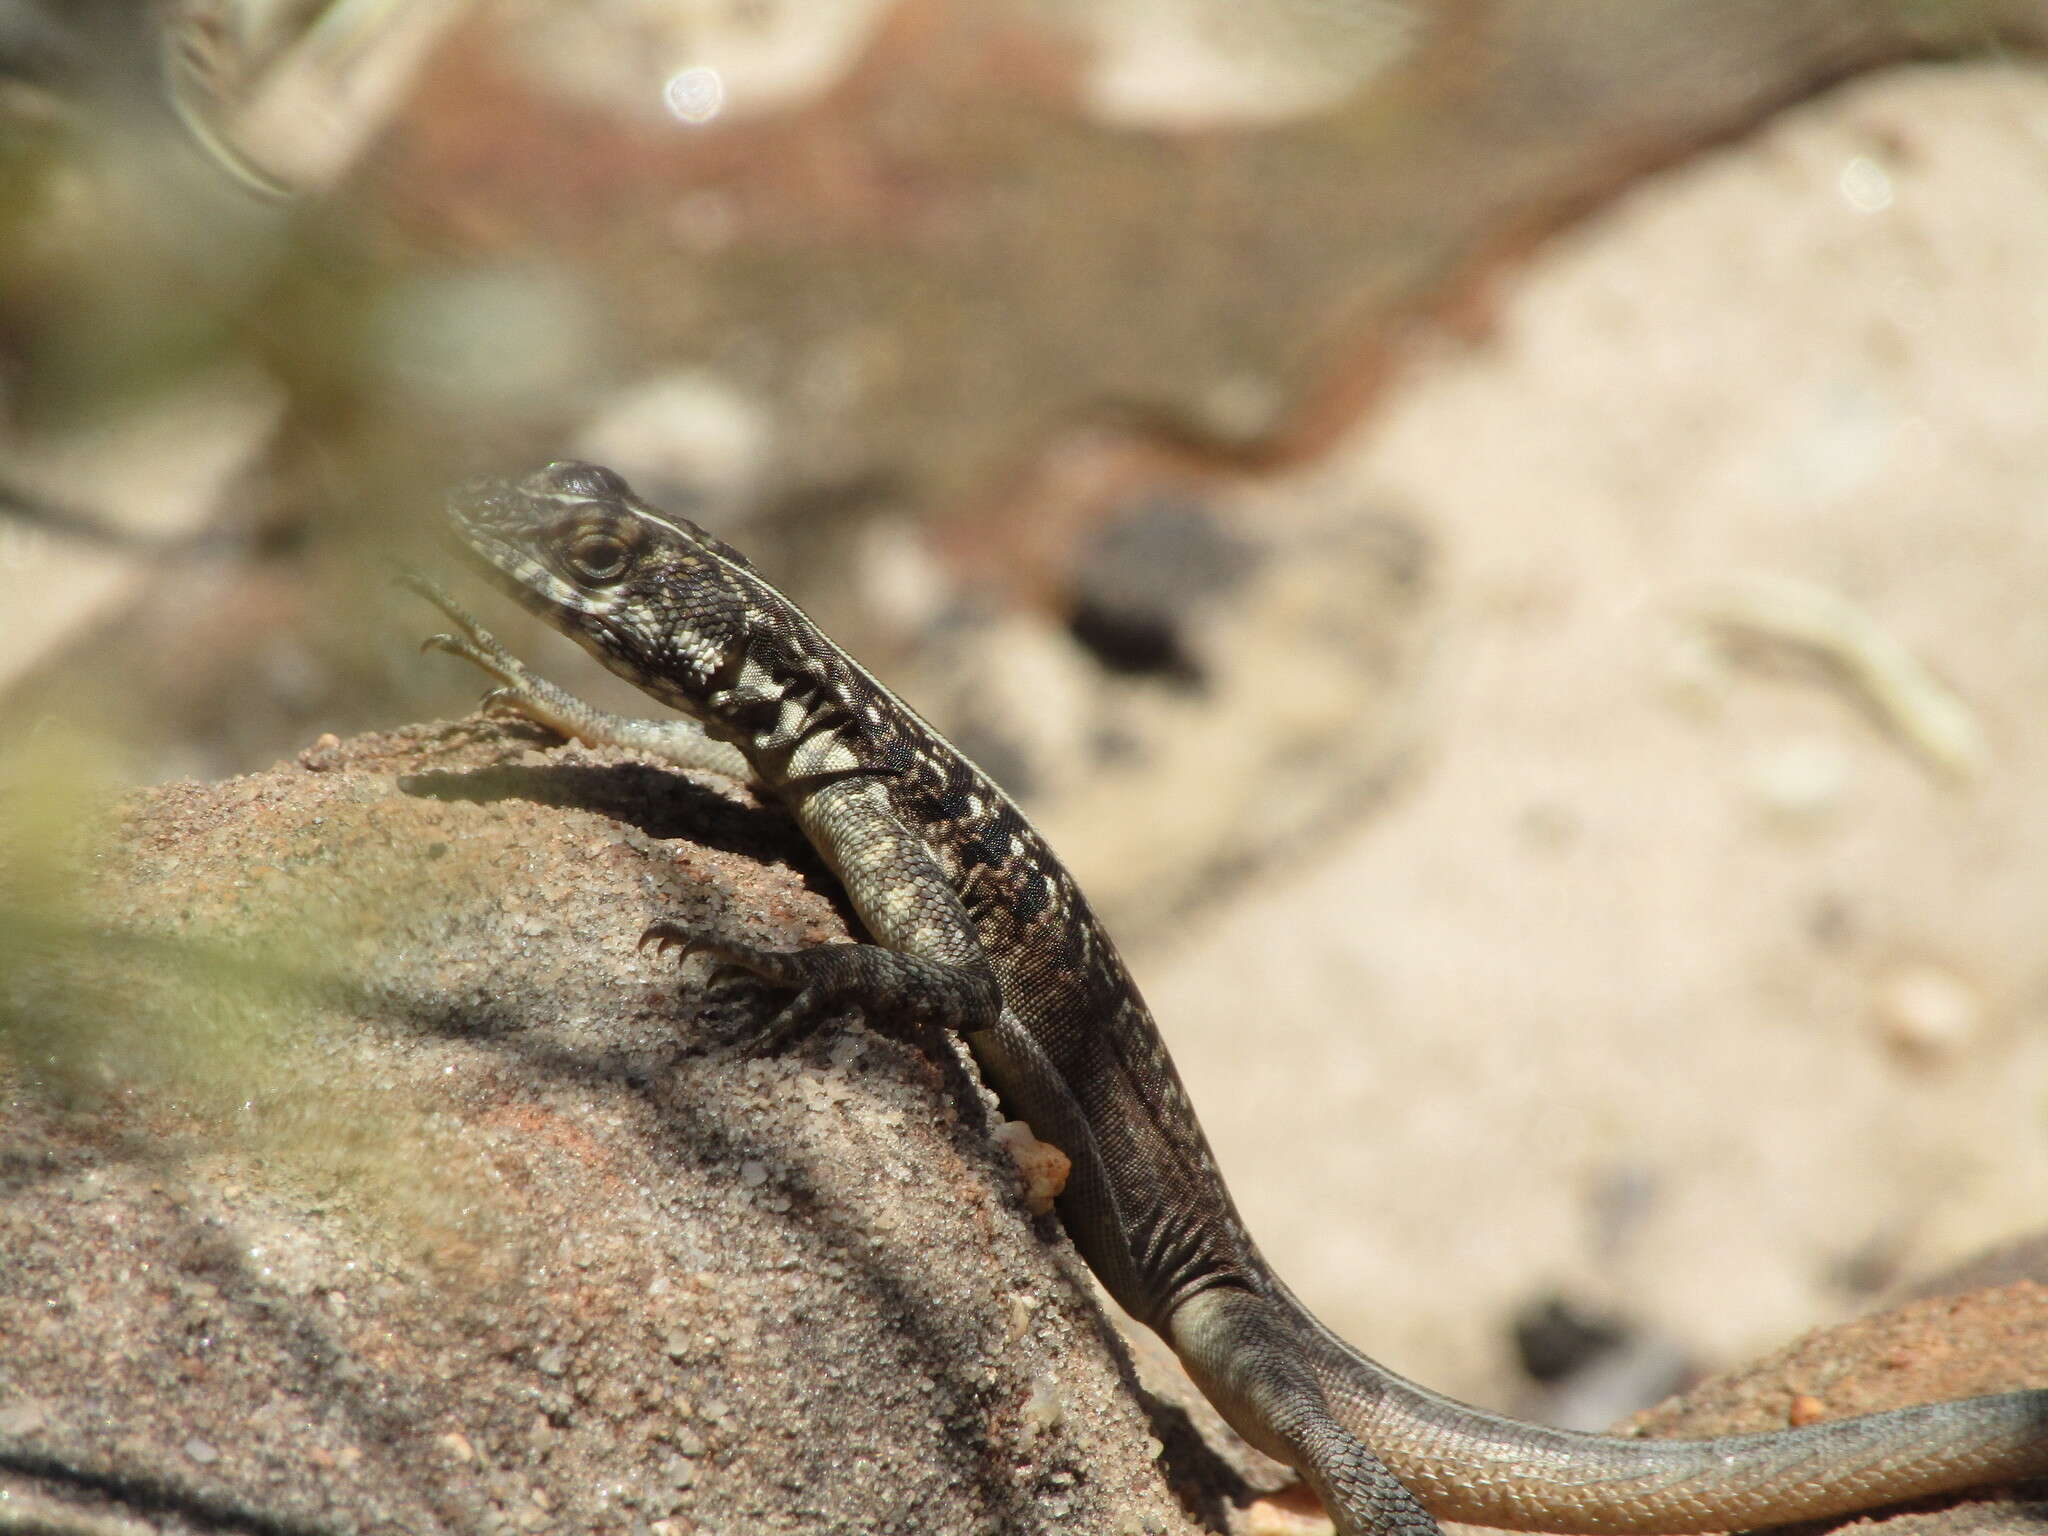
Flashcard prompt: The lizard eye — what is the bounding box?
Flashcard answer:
[564,531,633,585]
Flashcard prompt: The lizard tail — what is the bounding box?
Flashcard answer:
[1170,1285,1440,1536]
[1276,1276,2048,1533]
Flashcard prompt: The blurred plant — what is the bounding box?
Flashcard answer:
[0,724,509,1260]
[164,0,471,198]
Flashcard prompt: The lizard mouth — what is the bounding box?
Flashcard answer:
[439,474,575,623]
[443,472,529,542]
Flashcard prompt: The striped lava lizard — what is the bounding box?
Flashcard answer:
[412,459,2048,1536]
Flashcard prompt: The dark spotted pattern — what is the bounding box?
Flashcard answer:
[446,461,1252,1314]
[431,462,2048,1536]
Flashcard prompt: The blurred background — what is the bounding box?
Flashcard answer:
[6,0,2048,1424]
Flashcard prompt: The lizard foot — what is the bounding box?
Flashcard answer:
[405,570,553,714]
[410,569,752,772]
[639,921,858,1050]
[641,917,1002,1041]
[417,631,534,700]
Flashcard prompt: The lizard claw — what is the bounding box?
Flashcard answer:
[638,921,704,961]
[639,923,852,1050]
[756,988,836,1052]
[638,922,748,979]
[406,574,514,660]
[394,565,451,605]
[418,627,533,704]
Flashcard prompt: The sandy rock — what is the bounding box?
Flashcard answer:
[1614,1284,2048,1536]
[5,722,2044,1534]
[0,721,1223,1535]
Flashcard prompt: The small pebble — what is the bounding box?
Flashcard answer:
[992,1121,1071,1214]
[1789,1393,1828,1426]
[1020,1372,1063,1437]
[1875,961,1982,1060]
[1745,737,1850,821]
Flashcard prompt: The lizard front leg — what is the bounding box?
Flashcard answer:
[643,773,1005,1044]
[406,570,752,780]
[413,575,1002,1043]
[641,920,1001,1048]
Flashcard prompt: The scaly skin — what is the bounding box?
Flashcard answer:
[414,460,2048,1536]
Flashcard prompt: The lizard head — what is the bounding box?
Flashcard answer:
[444,460,757,706]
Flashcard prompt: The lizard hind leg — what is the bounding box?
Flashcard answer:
[1169,1286,1442,1536]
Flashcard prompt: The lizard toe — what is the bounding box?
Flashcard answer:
[639,925,786,990]
[637,921,700,959]
[749,987,849,1052]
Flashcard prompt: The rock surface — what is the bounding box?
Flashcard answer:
[0,723,1228,1535]
[1617,1284,2048,1536]
[3,722,2045,1535]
